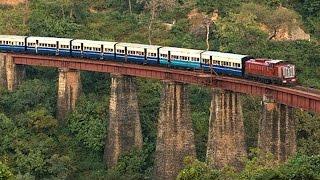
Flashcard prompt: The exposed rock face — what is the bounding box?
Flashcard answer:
[258,95,296,162]
[153,81,196,180]
[187,9,218,36]
[206,89,247,170]
[57,68,81,121]
[5,55,25,91]
[104,74,143,168]
[276,26,310,41]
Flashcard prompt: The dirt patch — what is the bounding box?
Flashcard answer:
[0,0,24,5]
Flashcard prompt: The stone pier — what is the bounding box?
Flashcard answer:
[57,68,81,121]
[153,81,196,180]
[206,89,247,170]
[258,95,296,162]
[0,54,25,91]
[0,54,7,87]
[104,74,143,168]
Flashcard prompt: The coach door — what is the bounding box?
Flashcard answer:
[144,48,147,64]
[125,46,128,62]
[81,43,84,57]
[35,40,39,54]
[56,41,59,55]
[101,44,104,59]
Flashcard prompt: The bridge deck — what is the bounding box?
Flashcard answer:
[6,53,320,114]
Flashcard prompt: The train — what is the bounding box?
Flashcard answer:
[0,35,297,84]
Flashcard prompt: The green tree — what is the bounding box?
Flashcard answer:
[0,5,28,35]
[67,96,108,152]
[177,157,221,180]
[106,149,150,179]
[0,161,13,180]
[0,80,56,115]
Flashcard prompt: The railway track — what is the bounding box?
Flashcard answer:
[293,86,320,95]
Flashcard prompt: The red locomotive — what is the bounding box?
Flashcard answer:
[245,59,296,84]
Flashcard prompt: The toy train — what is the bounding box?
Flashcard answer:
[0,35,297,84]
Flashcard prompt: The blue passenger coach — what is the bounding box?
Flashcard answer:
[159,47,203,69]
[71,40,117,60]
[201,51,250,77]
[0,35,27,53]
[116,43,161,64]
[26,37,73,56]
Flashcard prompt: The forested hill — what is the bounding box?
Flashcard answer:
[0,0,319,179]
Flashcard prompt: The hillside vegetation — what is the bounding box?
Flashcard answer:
[0,0,319,179]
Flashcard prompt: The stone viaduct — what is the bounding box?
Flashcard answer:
[0,54,297,179]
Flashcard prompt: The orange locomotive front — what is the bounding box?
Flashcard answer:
[245,59,297,85]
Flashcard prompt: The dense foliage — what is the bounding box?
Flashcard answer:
[0,0,319,179]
